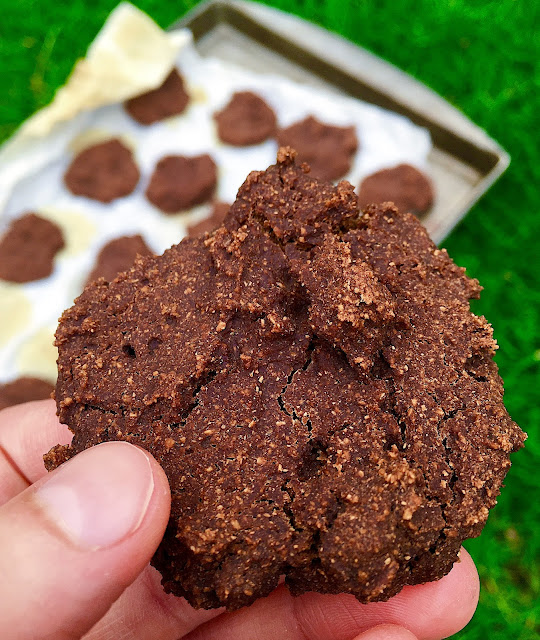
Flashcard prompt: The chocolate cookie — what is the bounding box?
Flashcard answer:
[146,154,218,213]
[47,149,524,611]
[214,92,277,146]
[124,69,190,125]
[187,202,230,238]
[277,115,358,181]
[358,164,434,215]
[0,377,54,410]
[64,139,140,203]
[0,213,65,283]
[86,235,153,285]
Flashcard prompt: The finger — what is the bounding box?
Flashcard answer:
[344,548,479,640]
[0,443,28,504]
[83,565,223,640]
[184,548,478,640]
[0,399,72,487]
[353,625,418,640]
[0,441,170,640]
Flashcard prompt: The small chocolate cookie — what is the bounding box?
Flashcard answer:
[146,154,218,213]
[214,92,277,146]
[358,164,434,215]
[125,69,190,125]
[277,115,358,181]
[0,213,65,283]
[86,235,153,285]
[187,202,230,238]
[47,149,524,611]
[64,139,140,203]
[0,377,54,410]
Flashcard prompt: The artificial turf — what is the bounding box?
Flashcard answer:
[0,0,538,637]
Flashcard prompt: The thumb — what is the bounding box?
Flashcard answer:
[0,441,171,640]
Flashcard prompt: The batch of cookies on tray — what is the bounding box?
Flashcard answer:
[0,62,434,410]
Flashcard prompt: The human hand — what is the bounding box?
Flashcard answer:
[0,400,479,640]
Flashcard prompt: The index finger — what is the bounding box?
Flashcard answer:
[0,399,71,486]
[184,548,479,640]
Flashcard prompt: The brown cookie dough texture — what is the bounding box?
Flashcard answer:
[47,148,524,611]
[277,115,358,181]
[0,213,65,283]
[124,69,190,125]
[0,377,54,410]
[187,202,231,238]
[86,235,153,285]
[146,154,218,213]
[64,139,140,203]
[214,91,277,146]
[358,164,434,215]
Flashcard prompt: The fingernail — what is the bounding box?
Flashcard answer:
[353,625,418,640]
[35,442,154,549]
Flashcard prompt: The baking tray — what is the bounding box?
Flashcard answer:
[171,0,509,244]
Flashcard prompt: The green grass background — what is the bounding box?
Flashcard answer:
[1,0,538,637]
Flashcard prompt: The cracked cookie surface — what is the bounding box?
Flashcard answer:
[46,148,525,610]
